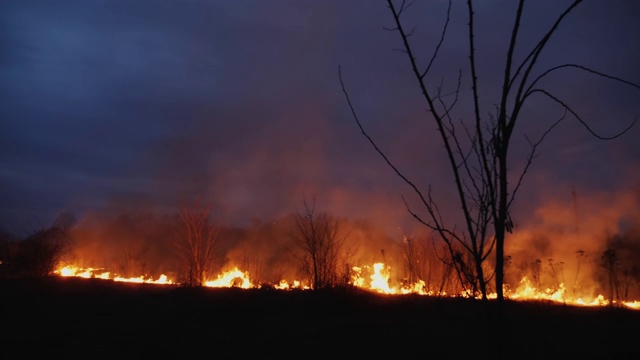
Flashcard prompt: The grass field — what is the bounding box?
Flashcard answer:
[2,276,639,359]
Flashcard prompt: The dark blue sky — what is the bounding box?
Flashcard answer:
[2,0,639,237]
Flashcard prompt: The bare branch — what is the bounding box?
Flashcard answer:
[396,0,414,17]
[509,0,583,91]
[467,0,497,230]
[526,88,636,140]
[406,25,417,38]
[401,196,437,231]
[339,66,434,217]
[435,70,462,120]
[421,0,452,79]
[481,237,497,263]
[525,63,640,97]
[501,0,525,97]
[508,110,566,209]
[388,0,479,262]
[510,0,584,133]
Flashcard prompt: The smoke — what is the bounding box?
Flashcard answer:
[505,186,640,299]
[66,211,178,279]
[66,201,405,284]
[61,174,640,302]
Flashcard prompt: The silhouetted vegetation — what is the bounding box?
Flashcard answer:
[290,195,353,289]
[174,202,221,286]
[600,229,640,305]
[0,212,75,277]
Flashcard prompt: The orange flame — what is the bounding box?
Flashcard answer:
[204,267,252,289]
[55,265,173,285]
[53,262,640,310]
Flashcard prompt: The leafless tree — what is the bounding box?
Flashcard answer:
[290,195,351,290]
[175,203,221,287]
[340,0,638,303]
[601,248,620,306]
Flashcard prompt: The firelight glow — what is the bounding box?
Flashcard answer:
[53,262,640,310]
[3,1,639,321]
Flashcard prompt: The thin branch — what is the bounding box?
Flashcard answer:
[388,0,479,259]
[339,66,434,215]
[508,110,566,209]
[421,0,452,79]
[467,0,498,231]
[500,0,525,114]
[525,63,640,97]
[436,70,462,120]
[511,0,583,133]
[396,0,414,17]
[481,237,496,262]
[526,88,636,140]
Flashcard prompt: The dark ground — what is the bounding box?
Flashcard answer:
[2,276,639,359]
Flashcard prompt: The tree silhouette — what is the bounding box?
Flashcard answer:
[290,195,350,290]
[175,202,221,287]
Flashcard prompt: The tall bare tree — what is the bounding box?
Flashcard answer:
[340,0,638,303]
[290,196,350,290]
[175,203,221,287]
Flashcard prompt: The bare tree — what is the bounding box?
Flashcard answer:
[340,0,638,303]
[175,203,221,287]
[290,195,350,290]
[601,248,620,306]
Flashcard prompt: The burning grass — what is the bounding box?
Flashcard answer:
[52,263,640,310]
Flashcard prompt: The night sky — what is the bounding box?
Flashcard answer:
[2,0,639,241]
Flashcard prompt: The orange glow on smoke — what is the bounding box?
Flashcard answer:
[52,186,640,312]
